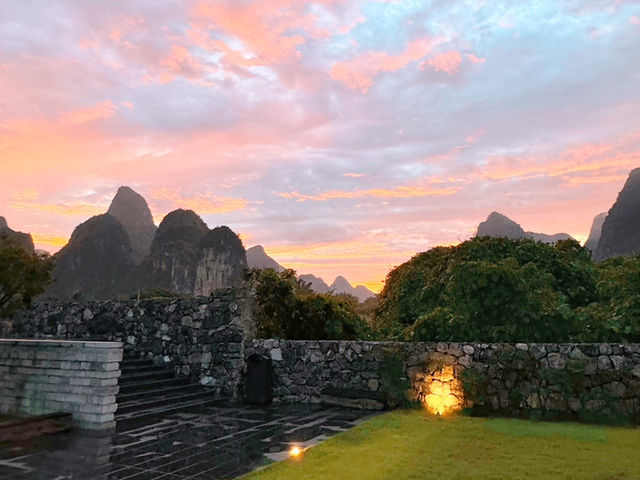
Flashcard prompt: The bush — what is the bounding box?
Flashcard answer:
[0,236,55,317]
[244,268,371,340]
[376,237,596,342]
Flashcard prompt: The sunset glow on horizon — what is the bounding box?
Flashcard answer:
[2,1,640,293]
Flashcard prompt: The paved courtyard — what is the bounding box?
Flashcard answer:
[0,403,377,480]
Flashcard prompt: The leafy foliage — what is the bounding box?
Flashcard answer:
[244,268,371,340]
[377,237,598,342]
[0,236,55,317]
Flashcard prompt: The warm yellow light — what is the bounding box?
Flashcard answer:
[423,365,463,416]
[289,446,302,458]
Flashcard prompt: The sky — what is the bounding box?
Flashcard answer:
[1,0,640,292]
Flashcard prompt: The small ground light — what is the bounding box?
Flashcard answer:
[289,446,302,458]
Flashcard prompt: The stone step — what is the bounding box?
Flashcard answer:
[120,363,172,374]
[117,383,203,403]
[120,358,154,369]
[116,389,218,416]
[118,369,175,384]
[117,376,192,394]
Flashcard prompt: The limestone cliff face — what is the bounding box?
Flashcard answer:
[134,211,247,295]
[595,168,640,261]
[0,216,35,252]
[584,212,607,254]
[135,209,209,294]
[194,227,247,295]
[45,214,135,300]
[107,186,156,264]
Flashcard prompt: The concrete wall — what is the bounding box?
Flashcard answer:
[2,291,253,398]
[245,340,640,422]
[0,339,122,429]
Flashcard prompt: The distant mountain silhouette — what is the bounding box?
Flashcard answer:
[0,216,34,252]
[42,186,247,300]
[45,214,135,300]
[594,168,640,261]
[299,274,331,294]
[477,211,575,244]
[246,245,284,271]
[584,212,607,254]
[107,186,156,264]
[247,246,373,300]
[330,275,375,302]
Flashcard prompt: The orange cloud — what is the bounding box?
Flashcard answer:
[32,233,69,249]
[10,199,107,217]
[421,50,463,75]
[264,239,419,294]
[330,36,442,93]
[150,188,249,215]
[58,101,117,126]
[276,184,460,202]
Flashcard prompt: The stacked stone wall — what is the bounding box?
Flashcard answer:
[245,340,640,421]
[2,291,253,398]
[0,339,122,429]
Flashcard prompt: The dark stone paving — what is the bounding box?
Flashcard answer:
[0,403,377,480]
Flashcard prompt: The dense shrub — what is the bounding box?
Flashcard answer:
[377,237,597,342]
[244,268,371,340]
[0,236,55,317]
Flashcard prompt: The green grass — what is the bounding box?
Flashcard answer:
[240,410,640,480]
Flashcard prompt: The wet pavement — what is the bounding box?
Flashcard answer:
[0,403,377,479]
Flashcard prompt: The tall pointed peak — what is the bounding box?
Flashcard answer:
[107,186,156,264]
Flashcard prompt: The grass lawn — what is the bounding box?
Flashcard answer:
[241,410,640,480]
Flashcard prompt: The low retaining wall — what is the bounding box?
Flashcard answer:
[245,340,640,422]
[0,339,122,429]
[3,292,254,397]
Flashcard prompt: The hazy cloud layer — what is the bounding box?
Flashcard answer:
[1,0,640,290]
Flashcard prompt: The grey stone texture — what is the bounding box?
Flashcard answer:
[3,290,254,399]
[245,340,640,420]
[0,339,122,429]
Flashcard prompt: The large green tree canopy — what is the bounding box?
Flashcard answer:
[375,237,600,343]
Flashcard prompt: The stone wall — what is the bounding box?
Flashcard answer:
[2,290,254,398]
[245,340,640,422]
[0,339,122,429]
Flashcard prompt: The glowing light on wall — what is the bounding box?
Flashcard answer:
[422,365,463,416]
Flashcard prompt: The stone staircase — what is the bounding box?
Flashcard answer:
[116,356,222,422]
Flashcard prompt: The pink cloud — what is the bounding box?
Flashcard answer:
[467,53,486,64]
[58,101,117,126]
[631,16,640,26]
[189,1,314,68]
[330,36,442,93]
[421,50,463,75]
[157,44,204,83]
[276,184,460,202]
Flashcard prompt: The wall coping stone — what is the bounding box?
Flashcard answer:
[0,339,122,349]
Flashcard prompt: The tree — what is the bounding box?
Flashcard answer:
[244,268,371,340]
[0,236,55,317]
[376,237,595,342]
